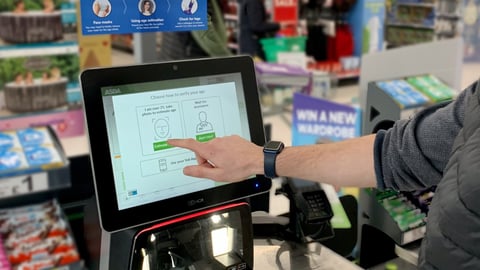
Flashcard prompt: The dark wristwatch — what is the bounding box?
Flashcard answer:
[263,141,285,179]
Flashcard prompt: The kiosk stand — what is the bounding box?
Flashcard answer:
[84,199,254,270]
[78,57,273,270]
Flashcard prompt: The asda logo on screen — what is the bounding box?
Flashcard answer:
[104,88,121,95]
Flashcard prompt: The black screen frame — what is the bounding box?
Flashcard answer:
[80,56,271,232]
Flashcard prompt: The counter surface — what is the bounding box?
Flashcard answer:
[254,239,363,269]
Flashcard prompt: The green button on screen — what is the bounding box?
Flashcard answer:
[196,132,216,142]
[153,141,173,151]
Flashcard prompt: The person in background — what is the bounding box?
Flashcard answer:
[238,0,280,60]
[168,78,480,269]
[158,0,232,60]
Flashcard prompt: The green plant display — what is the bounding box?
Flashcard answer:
[0,58,26,88]
[0,0,64,12]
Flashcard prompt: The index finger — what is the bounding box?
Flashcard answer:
[167,138,199,151]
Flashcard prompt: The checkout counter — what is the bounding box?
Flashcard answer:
[80,170,362,269]
[72,57,364,270]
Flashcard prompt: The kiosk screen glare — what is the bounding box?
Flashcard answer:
[101,73,251,210]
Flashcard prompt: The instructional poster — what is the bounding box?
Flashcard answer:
[80,0,208,35]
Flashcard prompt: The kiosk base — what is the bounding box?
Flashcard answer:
[84,198,254,270]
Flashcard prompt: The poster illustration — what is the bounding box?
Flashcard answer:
[0,0,77,45]
[0,0,83,138]
[80,0,208,35]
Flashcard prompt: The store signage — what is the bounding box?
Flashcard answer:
[80,0,208,35]
[273,0,298,22]
[292,92,361,145]
[0,173,48,199]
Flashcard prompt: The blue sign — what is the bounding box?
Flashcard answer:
[292,92,362,146]
[80,0,208,35]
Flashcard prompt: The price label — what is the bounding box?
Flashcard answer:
[0,173,48,198]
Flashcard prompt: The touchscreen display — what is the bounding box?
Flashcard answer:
[101,73,251,211]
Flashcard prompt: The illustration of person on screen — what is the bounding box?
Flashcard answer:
[141,0,154,16]
[93,0,111,18]
[196,111,213,133]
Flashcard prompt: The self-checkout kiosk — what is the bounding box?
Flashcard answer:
[79,56,273,270]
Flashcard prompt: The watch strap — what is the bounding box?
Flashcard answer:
[264,150,277,178]
[263,141,284,179]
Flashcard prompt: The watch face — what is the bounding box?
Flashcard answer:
[266,141,283,151]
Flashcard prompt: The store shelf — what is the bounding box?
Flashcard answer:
[385,0,462,47]
[0,127,72,201]
[386,22,435,29]
[396,2,435,7]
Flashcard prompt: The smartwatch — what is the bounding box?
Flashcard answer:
[263,141,285,179]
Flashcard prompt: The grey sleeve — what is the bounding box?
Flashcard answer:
[374,81,477,191]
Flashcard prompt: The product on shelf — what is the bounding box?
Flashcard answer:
[375,79,430,109]
[385,0,462,48]
[0,127,65,176]
[0,199,81,269]
[406,74,456,102]
[0,1,83,139]
[0,126,70,200]
[375,186,435,233]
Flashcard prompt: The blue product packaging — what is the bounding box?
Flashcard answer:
[0,133,14,154]
[24,146,53,166]
[0,151,22,171]
[17,128,46,147]
[377,80,430,108]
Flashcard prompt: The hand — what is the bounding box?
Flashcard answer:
[167,135,263,182]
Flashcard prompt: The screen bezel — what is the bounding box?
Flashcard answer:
[80,56,271,232]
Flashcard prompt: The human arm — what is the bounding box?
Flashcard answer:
[168,82,474,190]
[376,81,472,191]
[167,134,377,187]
